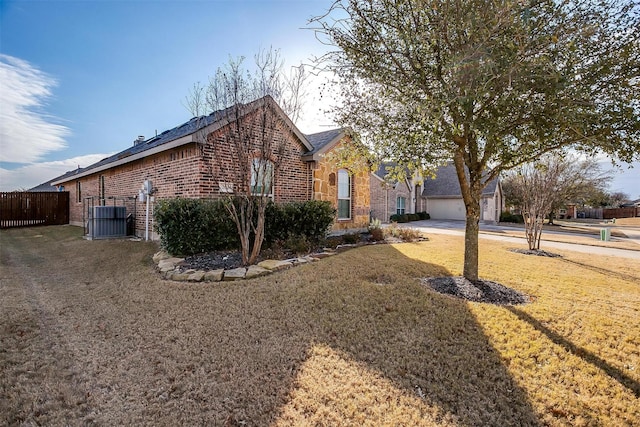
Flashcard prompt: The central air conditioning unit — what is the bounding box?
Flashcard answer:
[87,206,127,239]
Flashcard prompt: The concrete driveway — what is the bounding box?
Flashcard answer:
[401,220,640,260]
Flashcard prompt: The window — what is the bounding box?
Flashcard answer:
[99,175,106,205]
[396,196,406,215]
[76,181,82,203]
[251,158,273,196]
[337,169,351,220]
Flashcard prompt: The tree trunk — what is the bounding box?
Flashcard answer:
[452,152,482,282]
[464,205,480,282]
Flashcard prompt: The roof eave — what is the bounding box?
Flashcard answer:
[52,134,195,185]
[302,130,346,162]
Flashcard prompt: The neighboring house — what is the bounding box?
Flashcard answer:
[370,162,426,222]
[421,163,504,223]
[52,96,369,238]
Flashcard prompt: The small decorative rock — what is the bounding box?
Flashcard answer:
[245,265,271,279]
[257,259,293,271]
[157,258,184,270]
[223,267,247,281]
[152,251,171,263]
[187,271,205,282]
[167,271,191,281]
[203,269,224,282]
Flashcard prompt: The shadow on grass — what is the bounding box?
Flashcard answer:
[1,228,540,425]
[506,307,640,398]
[559,258,640,283]
[277,243,541,425]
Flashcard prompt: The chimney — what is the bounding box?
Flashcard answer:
[134,135,145,146]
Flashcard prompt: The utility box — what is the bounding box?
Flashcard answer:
[87,206,127,239]
[600,228,611,241]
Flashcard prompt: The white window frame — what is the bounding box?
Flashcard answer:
[337,168,351,220]
[250,158,274,197]
[396,196,406,215]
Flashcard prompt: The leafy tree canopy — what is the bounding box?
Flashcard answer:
[312,0,640,280]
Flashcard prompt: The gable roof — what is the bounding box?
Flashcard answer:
[302,128,346,161]
[53,96,312,185]
[422,163,499,198]
[372,161,412,183]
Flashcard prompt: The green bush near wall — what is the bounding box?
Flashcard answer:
[500,211,525,223]
[154,198,239,256]
[154,198,336,256]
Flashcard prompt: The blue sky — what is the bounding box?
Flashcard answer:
[0,0,638,197]
[0,0,335,190]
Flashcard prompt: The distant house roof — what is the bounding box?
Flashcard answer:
[302,128,346,161]
[422,163,499,198]
[28,181,56,192]
[29,168,85,191]
[372,162,412,183]
[53,96,313,185]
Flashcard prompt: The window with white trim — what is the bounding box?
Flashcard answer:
[251,158,274,196]
[396,196,406,215]
[337,169,351,220]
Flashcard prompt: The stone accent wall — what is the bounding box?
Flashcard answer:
[59,110,311,238]
[312,138,371,230]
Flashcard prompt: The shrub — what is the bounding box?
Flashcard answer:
[417,211,430,220]
[408,213,420,221]
[154,198,239,256]
[341,232,361,245]
[155,198,336,257]
[389,213,409,223]
[500,211,524,223]
[265,200,336,245]
[283,235,311,255]
[368,219,384,242]
[397,227,421,242]
[369,227,385,241]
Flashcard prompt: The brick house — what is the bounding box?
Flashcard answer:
[52,96,370,238]
[370,162,504,223]
[370,162,426,222]
[421,163,504,223]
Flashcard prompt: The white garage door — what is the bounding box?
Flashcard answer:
[428,198,466,220]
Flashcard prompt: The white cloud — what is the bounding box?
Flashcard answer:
[0,54,70,163]
[0,153,112,191]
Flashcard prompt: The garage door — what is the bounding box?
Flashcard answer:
[427,198,466,220]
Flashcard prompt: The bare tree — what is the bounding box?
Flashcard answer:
[504,154,611,250]
[186,48,307,265]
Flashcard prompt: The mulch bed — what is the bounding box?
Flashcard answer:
[421,276,531,305]
[509,248,562,258]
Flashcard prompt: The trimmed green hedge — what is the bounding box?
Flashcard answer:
[390,211,430,223]
[154,198,336,256]
[154,198,239,256]
[500,211,524,223]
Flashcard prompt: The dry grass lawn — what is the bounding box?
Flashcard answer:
[1,226,638,426]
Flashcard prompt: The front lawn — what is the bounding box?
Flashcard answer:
[1,226,638,425]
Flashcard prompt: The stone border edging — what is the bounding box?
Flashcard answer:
[152,250,336,282]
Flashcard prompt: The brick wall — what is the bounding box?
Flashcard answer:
[370,176,412,222]
[59,109,312,238]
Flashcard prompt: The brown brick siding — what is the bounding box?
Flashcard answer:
[59,111,311,238]
[370,177,412,222]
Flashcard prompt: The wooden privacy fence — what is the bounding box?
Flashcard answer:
[603,206,640,220]
[0,192,69,229]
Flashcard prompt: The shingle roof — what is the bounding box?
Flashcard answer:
[422,163,498,198]
[53,96,312,185]
[29,168,84,191]
[303,128,345,156]
[373,162,411,182]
